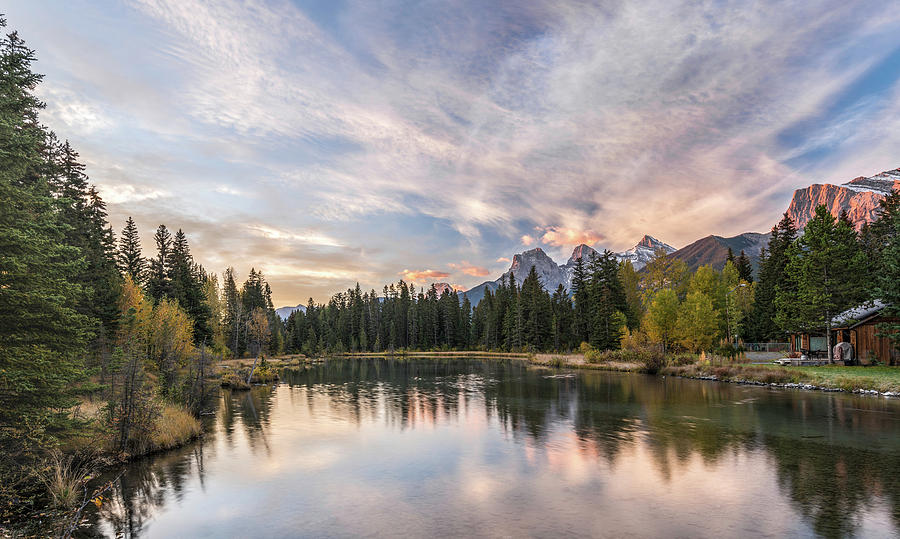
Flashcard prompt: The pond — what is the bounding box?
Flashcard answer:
[84,358,900,538]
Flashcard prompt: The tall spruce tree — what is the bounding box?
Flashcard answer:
[747,213,796,342]
[776,206,868,362]
[0,21,90,498]
[169,229,212,344]
[118,216,146,282]
[872,189,900,360]
[520,265,551,350]
[588,250,627,350]
[735,250,753,283]
[147,224,173,301]
[571,254,589,344]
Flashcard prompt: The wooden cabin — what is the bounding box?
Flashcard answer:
[789,302,899,365]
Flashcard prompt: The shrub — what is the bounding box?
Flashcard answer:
[250,359,279,383]
[669,353,698,366]
[636,346,666,374]
[150,405,202,452]
[580,343,605,364]
[221,372,250,390]
[547,356,568,368]
[714,343,744,360]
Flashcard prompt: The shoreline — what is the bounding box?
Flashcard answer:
[279,351,900,397]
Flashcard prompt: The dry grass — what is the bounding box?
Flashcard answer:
[150,405,202,452]
[36,451,93,509]
[221,372,251,389]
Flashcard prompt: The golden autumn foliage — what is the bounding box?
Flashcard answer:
[116,276,195,375]
[148,298,194,373]
[247,307,270,356]
[117,275,153,347]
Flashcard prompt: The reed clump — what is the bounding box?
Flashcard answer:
[150,405,202,452]
[221,372,251,389]
[36,450,98,509]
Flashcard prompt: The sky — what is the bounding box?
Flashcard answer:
[6,0,900,307]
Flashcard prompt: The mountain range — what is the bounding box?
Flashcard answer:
[461,235,676,306]
[276,166,897,317]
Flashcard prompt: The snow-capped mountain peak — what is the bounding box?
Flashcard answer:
[461,234,674,306]
[620,235,676,270]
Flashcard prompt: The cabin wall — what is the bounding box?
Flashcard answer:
[851,318,900,365]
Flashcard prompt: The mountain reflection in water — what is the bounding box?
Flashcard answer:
[83,358,900,538]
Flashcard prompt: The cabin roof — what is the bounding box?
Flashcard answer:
[832,300,888,329]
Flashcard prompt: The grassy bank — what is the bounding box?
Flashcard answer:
[662,363,900,394]
[529,351,900,395]
[149,405,203,452]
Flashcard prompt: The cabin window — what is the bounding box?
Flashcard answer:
[809,336,827,352]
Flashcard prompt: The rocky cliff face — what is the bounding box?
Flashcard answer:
[786,168,900,230]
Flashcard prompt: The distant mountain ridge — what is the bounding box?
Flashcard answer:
[461,235,676,306]
[786,168,900,230]
[275,303,306,320]
[668,232,768,272]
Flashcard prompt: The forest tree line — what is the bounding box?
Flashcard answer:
[283,194,898,359]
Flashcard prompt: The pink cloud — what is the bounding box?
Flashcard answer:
[496,257,510,263]
[399,269,451,283]
[538,226,604,247]
[520,234,536,245]
[449,261,490,277]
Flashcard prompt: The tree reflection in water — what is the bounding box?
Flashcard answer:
[83,358,900,538]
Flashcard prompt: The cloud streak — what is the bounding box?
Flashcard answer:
[449,262,490,277]
[8,0,900,305]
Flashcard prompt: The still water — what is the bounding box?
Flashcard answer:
[86,358,900,538]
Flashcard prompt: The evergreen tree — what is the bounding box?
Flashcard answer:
[776,205,868,362]
[0,21,90,497]
[873,190,900,359]
[551,284,574,350]
[571,254,590,343]
[169,229,212,344]
[588,250,627,350]
[460,295,472,348]
[147,224,173,301]
[747,213,796,342]
[520,265,551,350]
[735,250,753,283]
[618,260,642,330]
[118,216,146,283]
[223,267,242,356]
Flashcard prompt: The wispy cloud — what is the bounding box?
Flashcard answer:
[449,262,490,277]
[102,183,170,204]
[246,224,344,248]
[9,0,900,305]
